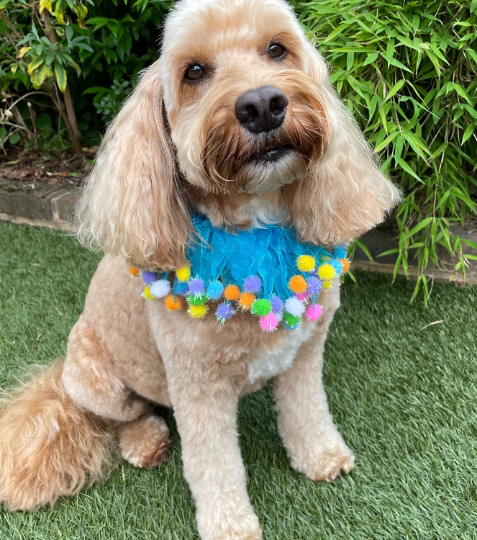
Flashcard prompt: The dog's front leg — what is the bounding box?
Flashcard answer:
[274,288,355,482]
[165,363,261,540]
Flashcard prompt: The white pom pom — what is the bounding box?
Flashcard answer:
[285,297,305,317]
[275,311,283,323]
[150,279,171,298]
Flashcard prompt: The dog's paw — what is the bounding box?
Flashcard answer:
[310,444,355,482]
[119,413,170,468]
[290,440,355,482]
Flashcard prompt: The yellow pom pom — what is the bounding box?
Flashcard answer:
[318,263,336,281]
[323,280,333,290]
[297,255,316,273]
[339,258,350,273]
[129,266,140,277]
[288,275,307,294]
[176,265,191,282]
[165,294,182,311]
[188,304,208,318]
[142,285,154,300]
[224,284,241,301]
[239,292,256,311]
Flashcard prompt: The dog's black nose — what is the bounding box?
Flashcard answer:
[235,86,288,133]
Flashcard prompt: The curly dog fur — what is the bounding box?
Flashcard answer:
[0,1,400,538]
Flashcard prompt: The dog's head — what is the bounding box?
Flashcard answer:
[76,0,400,270]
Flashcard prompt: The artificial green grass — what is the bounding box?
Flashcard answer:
[1,221,476,540]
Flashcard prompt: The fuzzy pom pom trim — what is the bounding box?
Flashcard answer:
[134,215,348,332]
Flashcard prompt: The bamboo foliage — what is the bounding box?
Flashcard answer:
[296,0,477,302]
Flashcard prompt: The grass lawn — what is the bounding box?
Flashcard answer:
[0,221,476,540]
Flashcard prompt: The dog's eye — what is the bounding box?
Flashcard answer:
[267,43,287,60]
[184,63,206,82]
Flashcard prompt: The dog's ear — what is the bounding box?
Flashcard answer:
[288,42,400,247]
[76,60,191,270]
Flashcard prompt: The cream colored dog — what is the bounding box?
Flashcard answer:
[0,1,400,538]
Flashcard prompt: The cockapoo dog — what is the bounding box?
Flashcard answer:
[0,0,400,538]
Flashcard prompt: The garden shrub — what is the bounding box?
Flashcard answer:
[1,0,476,302]
[0,0,171,149]
[295,0,477,301]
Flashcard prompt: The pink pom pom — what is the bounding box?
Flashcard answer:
[306,303,322,321]
[259,312,278,332]
[295,292,309,302]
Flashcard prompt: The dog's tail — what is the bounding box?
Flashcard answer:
[0,360,117,511]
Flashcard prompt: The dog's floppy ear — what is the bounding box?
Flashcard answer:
[288,42,400,247]
[76,60,190,270]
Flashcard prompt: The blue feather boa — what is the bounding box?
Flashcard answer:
[134,214,348,331]
[173,214,345,298]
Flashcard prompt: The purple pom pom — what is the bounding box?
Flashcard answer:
[306,276,322,296]
[216,302,235,323]
[244,275,262,293]
[189,277,205,296]
[270,296,284,313]
[141,271,158,285]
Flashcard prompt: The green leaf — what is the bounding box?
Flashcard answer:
[386,40,395,59]
[363,52,378,66]
[462,124,475,144]
[65,25,73,42]
[396,35,421,51]
[322,23,348,43]
[429,43,449,64]
[355,238,374,261]
[347,51,354,72]
[381,53,413,73]
[27,57,44,75]
[384,79,405,102]
[374,129,399,152]
[9,132,20,145]
[396,158,422,182]
[54,61,67,92]
[73,3,88,24]
[402,217,434,240]
[330,47,374,53]
[54,2,66,25]
[453,84,472,105]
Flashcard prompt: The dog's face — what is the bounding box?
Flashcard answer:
[161,0,328,195]
[76,0,400,270]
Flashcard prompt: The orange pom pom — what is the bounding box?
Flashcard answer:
[129,266,140,277]
[288,275,307,294]
[239,292,256,311]
[339,258,350,273]
[165,294,182,311]
[224,284,241,301]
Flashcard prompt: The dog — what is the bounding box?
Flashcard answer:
[0,1,400,538]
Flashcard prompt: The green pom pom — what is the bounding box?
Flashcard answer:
[283,312,301,326]
[251,299,272,316]
[188,293,207,306]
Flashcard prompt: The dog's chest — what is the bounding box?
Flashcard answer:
[247,324,315,384]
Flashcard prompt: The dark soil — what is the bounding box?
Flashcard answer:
[0,146,97,187]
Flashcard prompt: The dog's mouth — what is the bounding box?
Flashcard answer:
[247,144,293,164]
